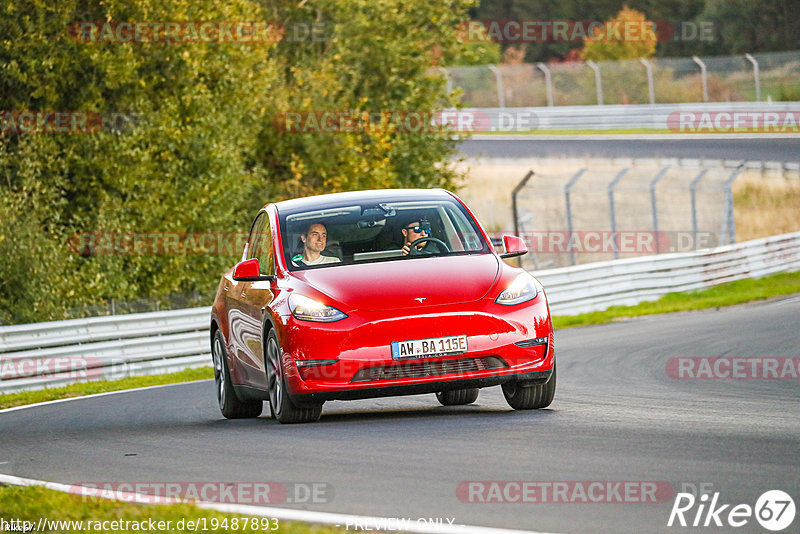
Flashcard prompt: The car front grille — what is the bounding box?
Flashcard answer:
[350,356,508,383]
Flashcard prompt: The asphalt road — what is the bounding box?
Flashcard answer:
[460,137,800,162]
[2,297,799,533]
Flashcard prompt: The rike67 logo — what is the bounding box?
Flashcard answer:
[668,490,795,531]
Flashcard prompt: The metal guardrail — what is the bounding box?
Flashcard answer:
[1,231,798,393]
[538,231,800,315]
[0,308,211,394]
[466,101,800,131]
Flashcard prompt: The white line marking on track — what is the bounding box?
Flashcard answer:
[0,474,560,534]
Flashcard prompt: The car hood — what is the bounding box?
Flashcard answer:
[294,254,501,311]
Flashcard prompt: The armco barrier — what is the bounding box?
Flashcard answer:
[537,231,800,315]
[0,308,211,394]
[1,232,798,393]
[467,101,800,131]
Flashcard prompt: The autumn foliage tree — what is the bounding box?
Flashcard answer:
[581,6,657,62]
[0,0,479,323]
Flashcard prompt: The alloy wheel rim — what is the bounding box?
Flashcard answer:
[267,338,282,414]
[213,336,225,407]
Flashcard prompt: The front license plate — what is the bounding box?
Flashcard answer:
[391,335,468,360]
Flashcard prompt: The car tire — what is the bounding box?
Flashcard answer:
[212,330,263,419]
[265,330,323,424]
[436,388,479,406]
[502,363,556,410]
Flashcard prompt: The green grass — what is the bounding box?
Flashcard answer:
[478,128,797,135]
[0,367,213,410]
[0,485,346,534]
[552,270,800,330]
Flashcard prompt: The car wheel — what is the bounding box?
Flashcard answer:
[502,363,556,410]
[212,330,263,419]
[265,330,323,424]
[436,388,479,406]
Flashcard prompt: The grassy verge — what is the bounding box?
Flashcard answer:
[552,270,800,330]
[478,129,799,135]
[0,485,345,534]
[0,367,213,410]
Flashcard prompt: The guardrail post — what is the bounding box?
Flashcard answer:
[488,65,505,108]
[639,58,655,104]
[690,169,710,249]
[692,56,709,102]
[649,166,671,253]
[608,168,629,259]
[564,169,587,266]
[512,170,535,268]
[536,63,554,107]
[721,166,745,245]
[744,54,761,102]
[586,61,603,105]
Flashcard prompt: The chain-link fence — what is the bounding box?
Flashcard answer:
[446,50,800,107]
[510,165,744,270]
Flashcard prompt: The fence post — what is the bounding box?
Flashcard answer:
[692,56,709,102]
[586,61,603,105]
[536,63,554,107]
[721,166,745,245]
[512,170,536,268]
[608,168,629,259]
[488,65,505,108]
[744,53,761,102]
[564,169,587,266]
[639,58,655,104]
[649,166,671,253]
[690,169,710,249]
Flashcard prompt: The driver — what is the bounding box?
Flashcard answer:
[401,216,442,256]
[292,222,341,267]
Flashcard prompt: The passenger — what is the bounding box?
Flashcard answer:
[292,223,341,267]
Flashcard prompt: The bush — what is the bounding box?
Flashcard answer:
[0,0,477,324]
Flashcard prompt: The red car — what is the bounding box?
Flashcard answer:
[210,189,555,423]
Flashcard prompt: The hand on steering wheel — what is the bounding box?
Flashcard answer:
[402,236,450,256]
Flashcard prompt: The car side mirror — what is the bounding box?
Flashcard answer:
[499,235,528,259]
[233,258,276,282]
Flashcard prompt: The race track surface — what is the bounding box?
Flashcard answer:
[2,297,799,533]
[461,137,800,162]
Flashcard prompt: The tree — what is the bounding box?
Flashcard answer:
[581,6,657,61]
[0,0,481,323]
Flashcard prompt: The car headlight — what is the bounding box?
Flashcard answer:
[289,294,347,322]
[495,274,538,305]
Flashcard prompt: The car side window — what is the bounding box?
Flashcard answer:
[245,212,275,275]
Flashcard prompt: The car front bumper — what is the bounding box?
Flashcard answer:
[277,295,555,402]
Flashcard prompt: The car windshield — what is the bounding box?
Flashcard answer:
[279,199,490,270]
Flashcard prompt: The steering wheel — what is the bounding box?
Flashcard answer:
[407,237,450,255]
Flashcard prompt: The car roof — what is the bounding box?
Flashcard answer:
[269,188,456,215]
